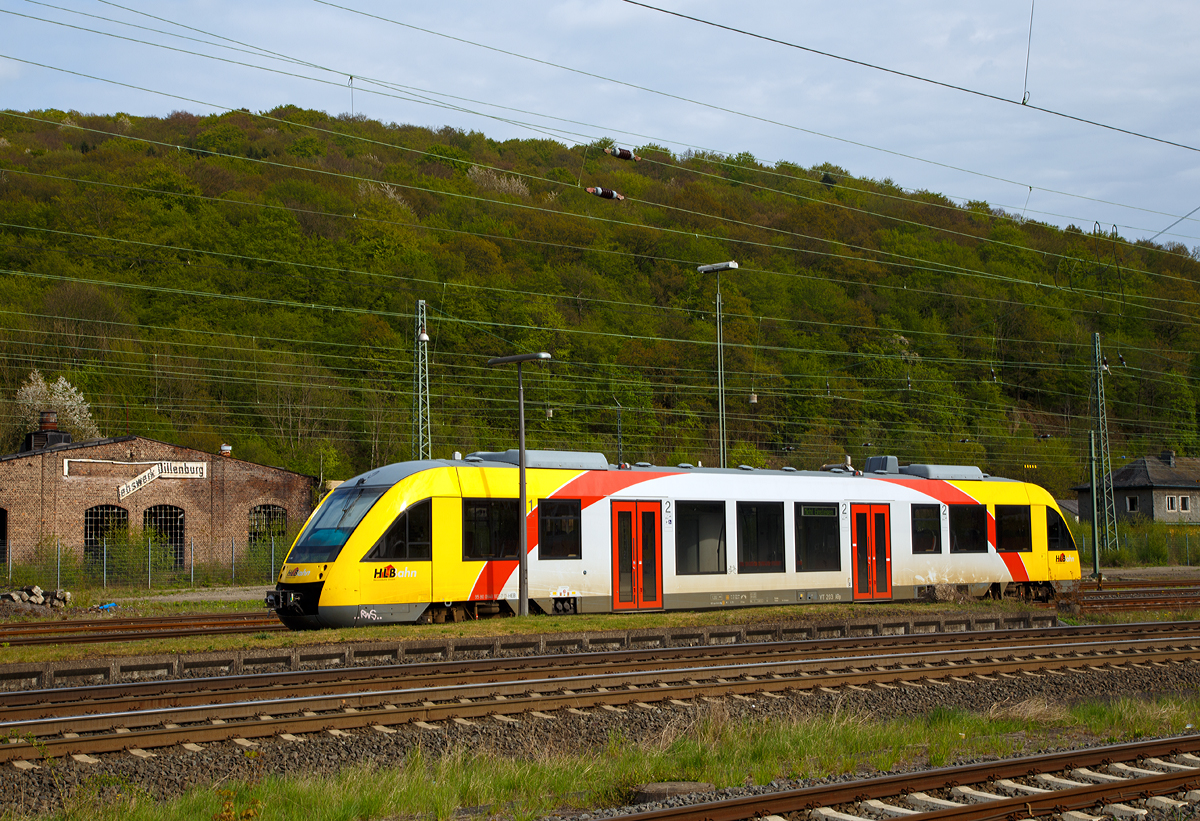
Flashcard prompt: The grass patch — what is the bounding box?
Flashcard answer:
[1073,696,1198,743]
[16,694,1198,821]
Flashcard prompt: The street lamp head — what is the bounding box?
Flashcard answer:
[487,352,552,366]
[697,261,738,274]
[417,327,430,343]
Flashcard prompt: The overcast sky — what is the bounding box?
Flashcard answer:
[2,1,1199,249]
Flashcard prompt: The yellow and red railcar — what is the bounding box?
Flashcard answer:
[266,451,1080,628]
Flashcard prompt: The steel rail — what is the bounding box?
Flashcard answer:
[2,612,280,634]
[596,735,1200,821]
[1082,589,1200,601]
[1,612,284,646]
[1078,588,1200,613]
[2,638,1198,760]
[1086,599,1200,613]
[1081,578,1200,591]
[5,630,1193,721]
[6,623,1200,719]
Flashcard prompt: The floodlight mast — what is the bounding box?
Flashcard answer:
[697,261,738,468]
[486,351,552,617]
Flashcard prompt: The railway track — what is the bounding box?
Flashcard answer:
[0,612,284,646]
[1081,578,1200,591]
[1076,584,1200,613]
[604,736,1200,821]
[3,622,1199,764]
[4,621,1196,720]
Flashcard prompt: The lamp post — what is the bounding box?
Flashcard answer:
[487,351,551,616]
[613,395,624,465]
[697,261,738,468]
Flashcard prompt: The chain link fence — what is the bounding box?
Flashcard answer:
[0,536,289,591]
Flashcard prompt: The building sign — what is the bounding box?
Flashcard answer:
[116,461,207,500]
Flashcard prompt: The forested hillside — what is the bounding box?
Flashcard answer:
[1,106,1196,496]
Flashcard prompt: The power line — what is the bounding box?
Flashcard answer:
[9,2,1200,249]
[4,114,1195,325]
[620,0,1200,155]
[295,2,1200,231]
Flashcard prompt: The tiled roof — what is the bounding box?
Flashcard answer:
[1057,499,1080,518]
[1074,452,1200,492]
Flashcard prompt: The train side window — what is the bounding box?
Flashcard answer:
[737,501,785,573]
[363,499,432,561]
[795,504,840,571]
[948,504,987,553]
[675,501,726,575]
[1046,507,1077,553]
[911,504,941,554]
[539,499,581,560]
[995,505,1032,552]
[462,499,520,560]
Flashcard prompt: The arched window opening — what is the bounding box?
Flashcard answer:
[84,505,128,564]
[144,505,185,569]
[249,504,287,546]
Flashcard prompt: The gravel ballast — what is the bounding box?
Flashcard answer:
[3,657,1199,818]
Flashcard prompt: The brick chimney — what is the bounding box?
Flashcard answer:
[1161,450,1177,467]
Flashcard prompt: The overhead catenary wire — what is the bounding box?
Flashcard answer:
[11,0,1200,245]
[0,143,1185,417]
[3,113,1196,323]
[620,0,1200,155]
[3,33,1198,254]
[0,19,1190,470]
[4,118,1190,381]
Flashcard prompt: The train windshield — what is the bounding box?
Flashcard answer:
[287,483,388,564]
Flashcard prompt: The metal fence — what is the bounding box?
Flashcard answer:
[1069,521,1196,568]
[0,537,285,591]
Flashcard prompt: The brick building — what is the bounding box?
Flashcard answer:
[0,414,317,565]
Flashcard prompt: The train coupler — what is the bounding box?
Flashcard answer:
[265,590,301,611]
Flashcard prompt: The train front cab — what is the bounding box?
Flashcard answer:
[980,481,1080,600]
[344,467,465,625]
[271,465,459,628]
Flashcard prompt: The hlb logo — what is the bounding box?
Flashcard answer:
[1055,552,1067,563]
[374,565,417,579]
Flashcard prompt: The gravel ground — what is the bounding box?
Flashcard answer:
[3,659,1200,819]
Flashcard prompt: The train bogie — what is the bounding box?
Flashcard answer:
[267,450,1081,628]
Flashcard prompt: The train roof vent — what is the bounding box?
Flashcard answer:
[864,455,899,474]
[738,464,754,470]
[635,461,652,468]
[781,466,797,472]
[898,463,986,481]
[464,449,610,470]
[677,463,694,469]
